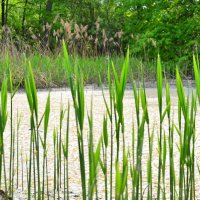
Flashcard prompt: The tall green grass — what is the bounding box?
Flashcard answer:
[0,51,184,88]
[0,44,200,200]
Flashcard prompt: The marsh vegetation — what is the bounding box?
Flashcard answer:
[0,43,199,199]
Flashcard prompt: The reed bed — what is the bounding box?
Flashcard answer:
[0,43,200,199]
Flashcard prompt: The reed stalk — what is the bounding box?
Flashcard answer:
[62,102,70,200]
[63,41,87,200]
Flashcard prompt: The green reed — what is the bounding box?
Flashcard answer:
[156,54,163,200]
[16,110,21,189]
[41,93,50,200]
[63,41,87,200]
[88,100,101,200]
[0,77,8,197]
[100,63,114,200]
[53,127,57,200]
[62,102,70,200]
[112,48,129,161]
[101,114,108,200]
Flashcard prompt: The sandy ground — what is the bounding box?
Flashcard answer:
[2,86,200,199]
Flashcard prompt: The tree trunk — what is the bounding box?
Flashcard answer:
[46,0,52,12]
[5,0,8,25]
[43,0,53,49]
[1,0,5,27]
[21,0,28,34]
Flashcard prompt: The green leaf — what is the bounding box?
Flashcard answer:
[1,78,8,131]
[94,138,101,167]
[99,158,106,175]
[193,54,200,103]
[121,152,128,193]
[157,54,163,117]
[28,61,38,120]
[176,68,186,119]
[165,81,171,119]
[162,132,167,170]
[115,161,122,199]
[25,78,33,112]
[161,102,170,123]
[44,93,50,137]
[140,86,149,124]
[103,115,108,148]
[99,75,111,121]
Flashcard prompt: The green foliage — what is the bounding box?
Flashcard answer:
[122,0,200,64]
[0,0,199,66]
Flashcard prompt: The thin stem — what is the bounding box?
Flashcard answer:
[9,96,13,195]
